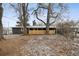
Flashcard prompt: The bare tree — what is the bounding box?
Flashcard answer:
[46,3,59,34]
[10,3,29,35]
[0,3,4,40]
[32,3,61,34]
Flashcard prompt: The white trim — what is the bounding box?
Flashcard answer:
[12,26,56,28]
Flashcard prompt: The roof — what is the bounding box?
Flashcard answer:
[12,26,56,28]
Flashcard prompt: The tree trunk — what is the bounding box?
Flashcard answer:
[22,3,28,35]
[0,3,4,40]
[46,3,51,34]
[46,11,49,34]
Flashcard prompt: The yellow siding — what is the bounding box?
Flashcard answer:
[29,30,55,35]
[29,30,45,34]
[49,30,55,34]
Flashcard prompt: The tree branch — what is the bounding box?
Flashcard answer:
[51,12,59,18]
[35,11,46,25]
[9,3,20,13]
[49,13,58,26]
[32,7,46,25]
[49,19,56,26]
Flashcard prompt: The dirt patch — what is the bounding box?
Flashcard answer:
[0,35,74,56]
[0,35,29,56]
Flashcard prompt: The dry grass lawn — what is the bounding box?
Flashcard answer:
[0,35,77,56]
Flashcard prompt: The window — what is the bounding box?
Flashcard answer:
[30,28,33,30]
[49,28,56,30]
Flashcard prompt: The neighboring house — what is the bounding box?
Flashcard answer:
[3,27,12,35]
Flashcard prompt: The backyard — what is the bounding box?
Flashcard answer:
[0,34,78,56]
